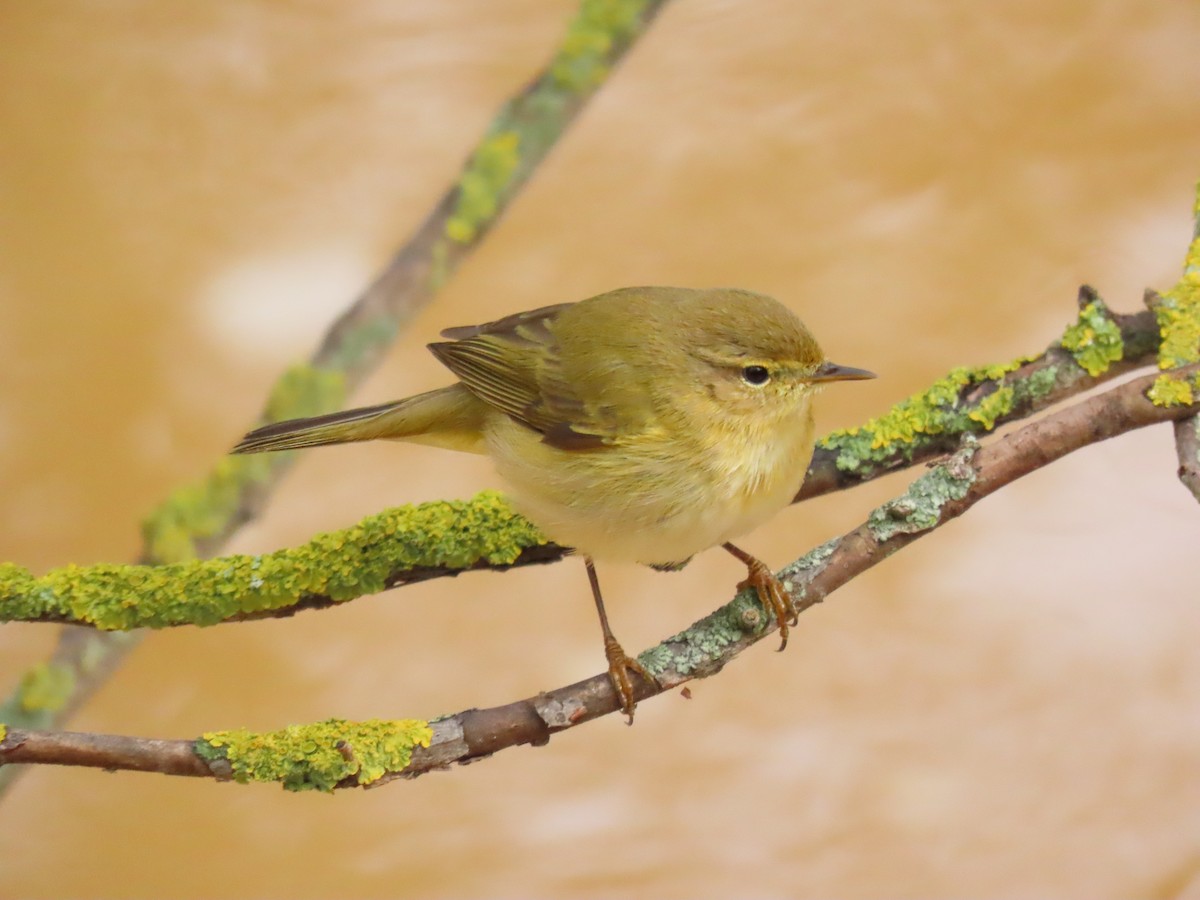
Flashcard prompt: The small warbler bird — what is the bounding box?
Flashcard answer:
[234,286,873,720]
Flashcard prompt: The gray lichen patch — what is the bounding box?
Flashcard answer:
[868,438,979,542]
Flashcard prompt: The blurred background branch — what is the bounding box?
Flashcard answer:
[0,0,672,795]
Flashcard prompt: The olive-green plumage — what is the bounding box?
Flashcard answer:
[234,286,873,719]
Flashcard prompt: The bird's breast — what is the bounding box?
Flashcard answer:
[484,403,816,566]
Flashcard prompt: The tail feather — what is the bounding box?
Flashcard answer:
[232,385,487,455]
[233,401,405,453]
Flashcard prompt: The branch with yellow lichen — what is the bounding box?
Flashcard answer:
[0,0,675,758]
[0,290,1175,634]
[1158,195,1200,501]
[803,285,1157,497]
[0,494,559,631]
[2,366,1196,790]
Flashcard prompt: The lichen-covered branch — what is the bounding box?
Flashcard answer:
[1161,187,1200,498]
[0,293,1175,633]
[802,288,1159,498]
[0,0,674,754]
[3,367,1194,789]
[0,718,433,791]
[0,493,558,630]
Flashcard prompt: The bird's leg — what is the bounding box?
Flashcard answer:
[722,542,796,651]
[585,557,657,724]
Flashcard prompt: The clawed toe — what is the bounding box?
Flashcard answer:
[734,556,796,651]
[604,638,658,724]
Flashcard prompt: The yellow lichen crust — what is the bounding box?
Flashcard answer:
[198,718,433,791]
[444,131,521,244]
[142,365,346,563]
[1148,373,1198,407]
[966,384,1015,430]
[0,491,546,630]
[1060,300,1125,377]
[1153,280,1200,371]
[820,358,1045,474]
[1148,210,1200,406]
[0,562,41,619]
[16,663,75,713]
[550,0,649,91]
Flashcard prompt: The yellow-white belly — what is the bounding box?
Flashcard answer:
[484,406,816,565]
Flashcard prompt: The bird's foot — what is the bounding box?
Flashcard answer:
[737,558,797,651]
[603,637,657,724]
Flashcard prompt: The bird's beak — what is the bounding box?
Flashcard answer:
[808,361,877,383]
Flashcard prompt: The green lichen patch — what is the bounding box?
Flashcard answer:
[778,538,839,602]
[445,131,521,244]
[142,365,346,564]
[868,439,979,542]
[262,365,348,429]
[639,594,759,678]
[1022,365,1061,403]
[140,456,271,564]
[819,358,1032,476]
[16,663,75,713]
[640,540,842,679]
[315,317,401,375]
[198,718,432,791]
[1061,300,1124,376]
[2,491,547,631]
[550,0,649,91]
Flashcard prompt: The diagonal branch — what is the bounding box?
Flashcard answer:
[803,289,1157,498]
[4,367,1194,788]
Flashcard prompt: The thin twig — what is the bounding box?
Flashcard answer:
[1173,417,1200,502]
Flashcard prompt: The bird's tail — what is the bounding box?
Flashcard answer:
[232,385,485,455]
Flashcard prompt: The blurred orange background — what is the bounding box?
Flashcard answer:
[2,2,1199,897]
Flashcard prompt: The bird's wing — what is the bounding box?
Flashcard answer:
[429,302,634,450]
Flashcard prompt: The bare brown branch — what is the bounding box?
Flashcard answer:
[1173,416,1200,503]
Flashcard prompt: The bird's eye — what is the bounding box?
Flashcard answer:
[741,365,770,386]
